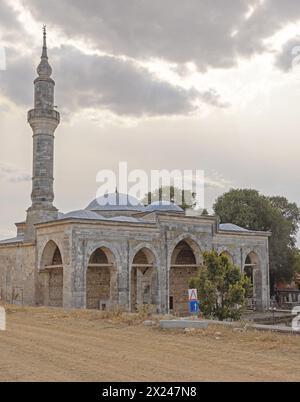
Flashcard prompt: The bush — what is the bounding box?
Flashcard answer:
[190,251,251,321]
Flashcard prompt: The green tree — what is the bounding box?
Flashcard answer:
[190,252,251,321]
[213,189,300,292]
[143,186,197,211]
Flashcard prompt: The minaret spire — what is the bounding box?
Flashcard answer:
[37,25,52,80]
[42,25,48,59]
[25,27,60,242]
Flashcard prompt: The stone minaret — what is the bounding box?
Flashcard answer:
[25,27,60,242]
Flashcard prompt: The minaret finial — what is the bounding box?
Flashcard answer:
[37,25,52,78]
[42,25,48,59]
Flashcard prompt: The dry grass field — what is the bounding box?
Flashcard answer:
[0,305,300,382]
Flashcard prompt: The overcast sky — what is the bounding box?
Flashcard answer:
[1,0,300,239]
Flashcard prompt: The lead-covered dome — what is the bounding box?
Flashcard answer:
[145,201,184,213]
[86,193,145,212]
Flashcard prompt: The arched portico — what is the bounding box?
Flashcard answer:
[169,238,202,316]
[86,246,118,310]
[131,247,158,312]
[39,240,63,307]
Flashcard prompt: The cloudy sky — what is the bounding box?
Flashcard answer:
[1,0,300,239]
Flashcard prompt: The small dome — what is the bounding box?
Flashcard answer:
[86,193,145,212]
[145,201,184,213]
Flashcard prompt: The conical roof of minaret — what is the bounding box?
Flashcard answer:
[37,25,52,79]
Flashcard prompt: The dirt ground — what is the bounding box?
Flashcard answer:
[1,305,300,382]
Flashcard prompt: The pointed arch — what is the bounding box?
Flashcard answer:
[244,251,262,310]
[130,242,160,267]
[130,246,159,312]
[169,235,202,316]
[169,234,203,266]
[87,241,122,268]
[40,240,63,269]
[39,240,63,307]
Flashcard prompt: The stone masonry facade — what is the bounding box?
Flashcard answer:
[0,29,271,315]
[0,215,270,315]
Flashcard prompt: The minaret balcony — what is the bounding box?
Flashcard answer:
[28,109,60,124]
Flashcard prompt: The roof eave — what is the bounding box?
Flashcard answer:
[35,217,156,229]
[217,229,272,237]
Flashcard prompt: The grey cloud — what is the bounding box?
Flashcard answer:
[0,48,34,105]
[1,45,226,117]
[26,0,255,71]
[0,163,31,183]
[25,0,300,71]
[0,1,28,43]
[54,47,199,116]
[0,1,18,29]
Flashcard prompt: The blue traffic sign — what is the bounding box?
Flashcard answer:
[189,300,199,314]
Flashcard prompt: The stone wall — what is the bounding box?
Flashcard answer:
[49,268,63,307]
[0,243,35,305]
[86,266,110,309]
[169,266,199,315]
[34,216,270,314]
[213,232,270,310]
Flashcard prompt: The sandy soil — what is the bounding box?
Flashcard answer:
[0,306,300,382]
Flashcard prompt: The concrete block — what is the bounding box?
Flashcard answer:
[160,319,208,329]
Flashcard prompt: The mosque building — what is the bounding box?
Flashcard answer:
[0,29,271,315]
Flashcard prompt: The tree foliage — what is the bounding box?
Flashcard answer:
[213,189,300,291]
[143,186,197,211]
[190,252,251,321]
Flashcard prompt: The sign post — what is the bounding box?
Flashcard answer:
[188,289,200,317]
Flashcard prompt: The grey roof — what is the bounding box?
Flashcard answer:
[86,193,145,212]
[54,210,152,225]
[145,201,184,213]
[0,235,24,245]
[219,223,250,232]
[60,210,105,221]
